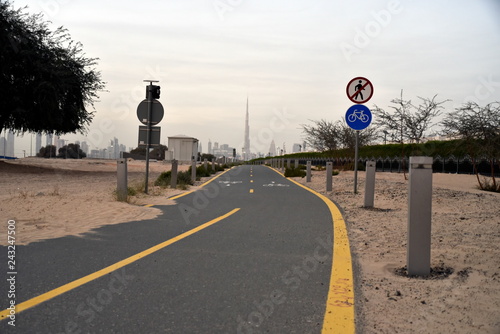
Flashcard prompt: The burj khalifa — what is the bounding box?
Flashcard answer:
[243,98,251,161]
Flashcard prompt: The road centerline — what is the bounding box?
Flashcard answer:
[0,208,241,321]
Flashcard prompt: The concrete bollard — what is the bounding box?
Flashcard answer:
[117,158,128,201]
[326,162,333,191]
[287,159,291,169]
[170,159,178,188]
[191,159,196,183]
[281,159,285,172]
[364,160,376,208]
[211,159,215,172]
[407,156,433,276]
[204,158,208,171]
[306,161,311,182]
[295,159,299,169]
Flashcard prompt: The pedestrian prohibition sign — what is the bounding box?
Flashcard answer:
[346,77,373,104]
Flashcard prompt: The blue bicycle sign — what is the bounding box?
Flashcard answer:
[345,104,372,130]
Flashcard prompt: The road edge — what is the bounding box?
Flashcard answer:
[266,166,355,334]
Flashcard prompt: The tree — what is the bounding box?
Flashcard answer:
[151,145,167,160]
[130,147,147,156]
[372,91,449,144]
[57,143,86,159]
[301,119,375,152]
[302,119,340,152]
[130,144,167,160]
[0,2,104,134]
[337,120,376,151]
[200,153,215,161]
[37,145,56,158]
[441,101,500,191]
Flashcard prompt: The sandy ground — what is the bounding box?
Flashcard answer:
[291,169,500,334]
[0,157,190,245]
[1,158,499,333]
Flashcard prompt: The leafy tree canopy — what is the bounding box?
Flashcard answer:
[0,2,105,134]
[57,143,86,159]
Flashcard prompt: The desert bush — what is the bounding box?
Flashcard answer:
[479,177,500,193]
[155,170,193,188]
[284,167,306,178]
[154,171,172,187]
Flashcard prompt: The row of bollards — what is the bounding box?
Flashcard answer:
[302,157,433,277]
[117,157,222,201]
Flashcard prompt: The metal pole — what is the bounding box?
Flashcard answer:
[354,130,359,194]
[145,83,153,194]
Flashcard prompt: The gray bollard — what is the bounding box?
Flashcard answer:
[295,159,299,169]
[326,162,333,191]
[281,159,285,172]
[170,159,178,188]
[211,159,215,173]
[287,159,291,169]
[364,160,376,208]
[204,158,208,171]
[407,156,433,276]
[191,159,196,183]
[306,161,311,182]
[117,158,128,201]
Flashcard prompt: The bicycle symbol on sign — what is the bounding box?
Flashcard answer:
[347,109,369,123]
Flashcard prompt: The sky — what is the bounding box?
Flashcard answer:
[5,0,500,157]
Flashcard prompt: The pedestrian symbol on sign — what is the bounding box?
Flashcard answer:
[354,80,364,101]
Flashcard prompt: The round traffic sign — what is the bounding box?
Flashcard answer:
[345,104,372,130]
[346,77,374,104]
[137,99,164,125]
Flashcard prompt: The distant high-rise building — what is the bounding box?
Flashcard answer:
[293,143,301,153]
[0,137,6,156]
[81,141,89,155]
[243,98,251,161]
[7,130,15,157]
[269,140,276,157]
[213,142,219,150]
[113,137,119,159]
[35,133,42,156]
[46,133,53,147]
[208,139,212,155]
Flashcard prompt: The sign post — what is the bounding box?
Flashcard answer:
[138,80,162,194]
[346,77,374,194]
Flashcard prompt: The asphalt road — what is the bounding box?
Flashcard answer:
[1,165,338,333]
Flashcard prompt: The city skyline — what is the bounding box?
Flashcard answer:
[5,1,500,158]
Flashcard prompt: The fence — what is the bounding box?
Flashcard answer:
[260,156,500,176]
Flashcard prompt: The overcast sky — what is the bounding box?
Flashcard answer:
[7,0,500,157]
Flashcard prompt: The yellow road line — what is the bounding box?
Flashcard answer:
[267,166,355,333]
[249,189,254,193]
[0,208,241,321]
[169,167,233,200]
[250,180,253,183]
